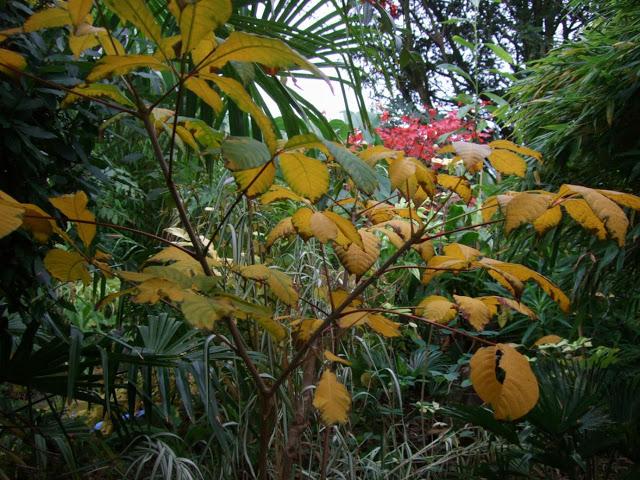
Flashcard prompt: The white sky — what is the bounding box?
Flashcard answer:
[263,71,365,122]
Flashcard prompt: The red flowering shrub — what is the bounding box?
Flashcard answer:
[375,108,491,166]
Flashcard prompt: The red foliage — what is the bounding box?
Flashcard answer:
[375,108,491,166]
[361,0,401,19]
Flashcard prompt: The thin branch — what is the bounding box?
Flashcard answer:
[268,222,428,396]
[204,158,276,252]
[417,219,503,244]
[345,307,497,346]
[141,111,269,396]
[22,214,196,257]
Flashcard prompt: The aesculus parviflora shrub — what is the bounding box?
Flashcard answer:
[1,0,640,474]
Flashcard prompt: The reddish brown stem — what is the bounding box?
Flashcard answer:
[22,214,196,257]
[345,307,497,346]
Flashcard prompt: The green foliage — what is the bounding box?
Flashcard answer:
[506,0,640,190]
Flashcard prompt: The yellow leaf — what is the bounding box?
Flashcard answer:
[338,306,368,329]
[154,35,182,61]
[324,350,352,366]
[485,268,524,297]
[388,156,416,190]
[184,77,223,113]
[142,266,192,288]
[488,140,542,161]
[328,289,356,309]
[334,229,380,276]
[479,296,536,319]
[174,125,198,151]
[561,185,628,246]
[437,174,472,203]
[417,295,457,323]
[62,83,134,108]
[562,198,607,241]
[363,201,394,224]
[412,160,437,197]
[365,313,401,337]
[261,185,306,205]
[204,75,278,153]
[49,191,96,248]
[310,211,338,243]
[291,207,314,241]
[191,34,217,66]
[533,334,563,346]
[322,211,363,248]
[103,0,164,51]
[204,31,324,78]
[453,295,491,331]
[24,7,71,32]
[482,193,515,222]
[266,269,298,307]
[278,152,329,202]
[0,48,26,77]
[168,0,231,53]
[413,240,435,262]
[97,32,125,55]
[233,162,276,197]
[266,217,296,248]
[147,246,216,275]
[21,203,55,243]
[255,315,286,341]
[452,141,491,172]
[373,219,413,248]
[313,370,351,425]
[217,293,272,322]
[596,189,640,211]
[358,145,398,166]
[117,270,154,283]
[181,293,234,328]
[133,278,186,304]
[488,149,527,177]
[282,133,330,155]
[470,343,539,420]
[504,192,552,234]
[292,318,324,341]
[533,205,562,235]
[44,249,91,285]
[68,0,93,26]
[421,256,470,285]
[240,264,298,306]
[480,259,570,313]
[443,243,481,261]
[0,191,25,239]
[87,55,169,82]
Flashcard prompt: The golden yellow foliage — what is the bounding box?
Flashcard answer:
[279,152,329,202]
[470,343,539,420]
[44,249,91,285]
[313,370,351,424]
[49,191,97,247]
